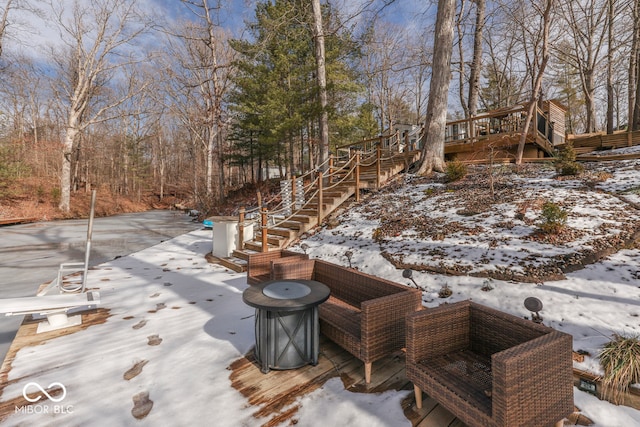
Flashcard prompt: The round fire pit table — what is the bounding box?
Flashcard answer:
[242,279,330,373]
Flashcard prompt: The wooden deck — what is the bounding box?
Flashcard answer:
[229,335,465,427]
[230,335,594,427]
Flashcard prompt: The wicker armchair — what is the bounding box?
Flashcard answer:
[406,300,573,427]
[273,258,422,383]
[246,249,308,285]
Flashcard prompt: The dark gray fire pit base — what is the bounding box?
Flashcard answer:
[243,279,330,373]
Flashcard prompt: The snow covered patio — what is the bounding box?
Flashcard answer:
[0,229,449,426]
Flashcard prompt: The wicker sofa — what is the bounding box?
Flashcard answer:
[406,300,573,427]
[246,250,309,285]
[258,255,423,384]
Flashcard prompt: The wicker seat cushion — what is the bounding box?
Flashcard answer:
[418,350,493,416]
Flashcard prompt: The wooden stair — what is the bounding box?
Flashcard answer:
[218,150,420,271]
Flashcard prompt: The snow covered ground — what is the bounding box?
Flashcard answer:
[2,155,640,426]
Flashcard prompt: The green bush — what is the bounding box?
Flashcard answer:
[560,161,584,176]
[445,160,467,182]
[554,142,583,176]
[51,187,61,206]
[539,201,567,234]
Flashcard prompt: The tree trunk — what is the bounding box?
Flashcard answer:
[311,0,329,172]
[585,69,596,133]
[456,0,468,119]
[630,0,640,130]
[516,0,553,164]
[416,0,456,175]
[468,0,485,119]
[60,121,80,212]
[606,0,615,134]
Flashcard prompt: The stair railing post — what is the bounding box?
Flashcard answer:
[317,171,323,224]
[291,175,296,213]
[355,152,361,202]
[376,144,381,189]
[261,207,268,252]
[238,207,245,251]
[328,155,334,184]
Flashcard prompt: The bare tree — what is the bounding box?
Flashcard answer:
[361,23,409,132]
[416,0,456,175]
[49,0,150,212]
[406,34,431,125]
[455,0,485,128]
[555,0,608,134]
[515,0,554,164]
[481,25,525,110]
[467,0,485,119]
[0,0,12,58]
[156,0,235,207]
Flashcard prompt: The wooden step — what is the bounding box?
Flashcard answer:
[297,209,317,217]
[218,256,247,273]
[274,220,302,230]
[290,215,312,223]
[255,231,288,247]
[244,240,280,252]
[264,227,296,238]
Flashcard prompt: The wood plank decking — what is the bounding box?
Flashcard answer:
[230,335,592,427]
[229,335,465,427]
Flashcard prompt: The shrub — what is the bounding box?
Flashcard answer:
[560,161,584,176]
[51,187,61,206]
[438,284,452,298]
[554,142,583,176]
[539,201,567,234]
[445,160,467,182]
[600,334,640,405]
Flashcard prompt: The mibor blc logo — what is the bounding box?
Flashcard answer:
[22,382,67,403]
[15,382,74,415]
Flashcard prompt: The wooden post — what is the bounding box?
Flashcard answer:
[317,171,323,224]
[261,207,268,252]
[291,176,296,212]
[376,145,381,189]
[328,155,334,184]
[355,152,360,202]
[257,190,262,209]
[238,207,245,250]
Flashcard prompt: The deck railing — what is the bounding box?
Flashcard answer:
[236,146,415,252]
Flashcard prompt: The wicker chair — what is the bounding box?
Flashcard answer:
[272,258,422,383]
[246,249,309,285]
[406,300,573,427]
